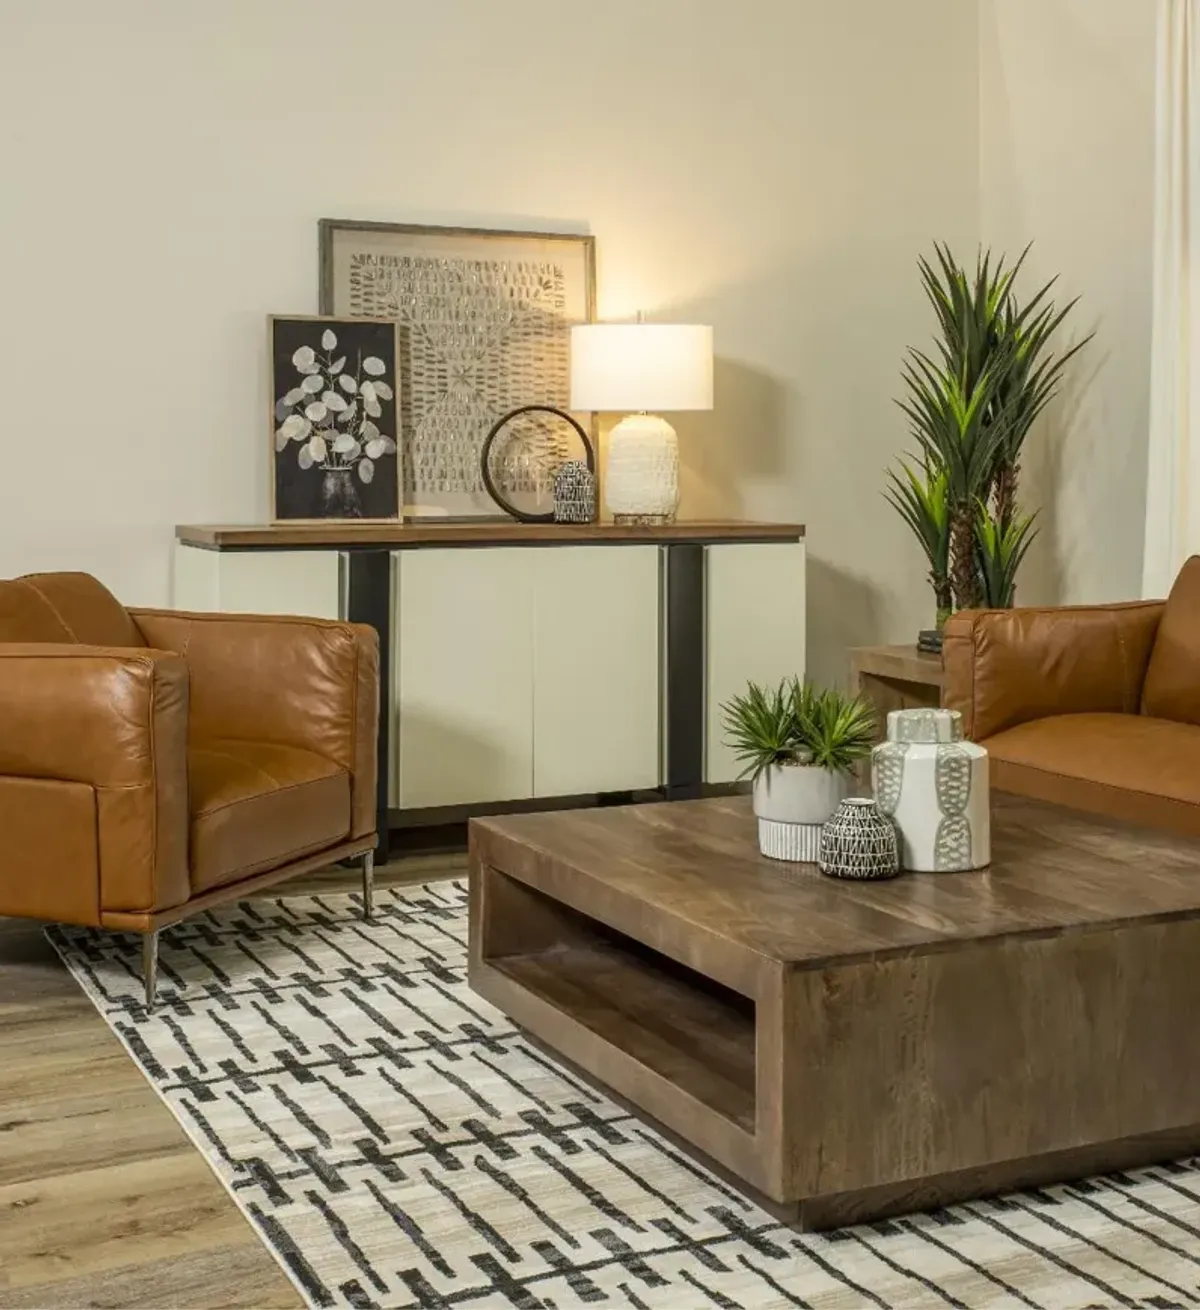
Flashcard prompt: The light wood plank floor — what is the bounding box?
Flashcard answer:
[0,852,464,1310]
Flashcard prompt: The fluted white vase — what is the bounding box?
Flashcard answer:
[752,764,853,862]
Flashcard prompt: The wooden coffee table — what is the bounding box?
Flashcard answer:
[468,794,1200,1229]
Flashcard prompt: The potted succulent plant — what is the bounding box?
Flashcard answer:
[722,678,877,861]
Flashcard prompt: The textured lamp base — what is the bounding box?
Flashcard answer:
[605,414,679,522]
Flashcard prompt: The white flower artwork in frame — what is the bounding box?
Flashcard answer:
[269,315,402,522]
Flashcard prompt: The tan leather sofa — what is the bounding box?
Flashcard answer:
[942,557,1200,836]
[0,572,379,1006]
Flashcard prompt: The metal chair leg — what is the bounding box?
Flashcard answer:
[362,849,375,922]
[143,930,159,1012]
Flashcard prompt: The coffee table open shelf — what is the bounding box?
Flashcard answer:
[482,872,757,1132]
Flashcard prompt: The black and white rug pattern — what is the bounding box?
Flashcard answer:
[47,882,1200,1310]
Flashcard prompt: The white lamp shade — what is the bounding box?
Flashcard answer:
[570,323,713,413]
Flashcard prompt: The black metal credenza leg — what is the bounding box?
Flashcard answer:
[345,549,393,860]
[665,543,706,801]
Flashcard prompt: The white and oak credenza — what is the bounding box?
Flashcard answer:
[174,521,806,855]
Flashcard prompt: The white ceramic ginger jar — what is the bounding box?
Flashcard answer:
[871,708,989,872]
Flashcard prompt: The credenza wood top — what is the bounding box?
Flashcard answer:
[472,794,1200,970]
[176,520,806,550]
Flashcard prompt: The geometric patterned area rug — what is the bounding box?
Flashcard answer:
[46,881,1200,1310]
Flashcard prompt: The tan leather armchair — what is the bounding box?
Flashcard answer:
[0,572,379,1006]
[943,556,1200,836]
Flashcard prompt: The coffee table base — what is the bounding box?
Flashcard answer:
[469,811,1200,1231]
[511,1027,1200,1231]
[793,1124,1200,1229]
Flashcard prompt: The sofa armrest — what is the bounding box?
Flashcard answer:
[0,644,190,916]
[132,609,379,841]
[942,602,1165,741]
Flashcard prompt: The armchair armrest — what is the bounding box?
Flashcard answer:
[132,609,379,840]
[942,602,1165,741]
[0,644,190,916]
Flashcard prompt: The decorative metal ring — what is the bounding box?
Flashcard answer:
[480,405,596,523]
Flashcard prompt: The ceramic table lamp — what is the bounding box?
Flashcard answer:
[570,322,713,524]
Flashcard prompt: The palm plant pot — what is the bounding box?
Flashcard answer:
[752,764,853,863]
[917,628,944,654]
[818,798,900,880]
[871,708,990,872]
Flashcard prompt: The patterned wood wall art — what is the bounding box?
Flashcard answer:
[320,222,595,520]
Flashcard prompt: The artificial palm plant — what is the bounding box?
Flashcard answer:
[918,244,1092,524]
[897,343,1015,611]
[889,244,1090,623]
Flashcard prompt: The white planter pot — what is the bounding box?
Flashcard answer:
[752,764,853,862]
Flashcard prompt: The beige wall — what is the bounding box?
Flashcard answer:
[979,0,1157,605]
[0,1,977,683]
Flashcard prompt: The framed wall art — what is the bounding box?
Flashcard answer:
[319,220,596,519]
[270,315,402,522]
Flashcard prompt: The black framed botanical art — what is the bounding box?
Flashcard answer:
[270,315,402,522]
[318,221,595,519]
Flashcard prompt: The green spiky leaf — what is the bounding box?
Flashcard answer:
[975,499,1039,607]
[720,679,877,781]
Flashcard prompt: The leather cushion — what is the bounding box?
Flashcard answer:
[985,712,1200,836]
[1143,556,1200,725]
[135,609,379,843]
[189,739,350,893]
[0,579,76,642]
[943,604,1162,742]
[14,573,144,647]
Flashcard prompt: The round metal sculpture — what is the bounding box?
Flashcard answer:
[480,406,595,523]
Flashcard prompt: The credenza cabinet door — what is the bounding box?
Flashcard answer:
[705,541,807,784]
[532,546,661,797]
[394,548,534,810]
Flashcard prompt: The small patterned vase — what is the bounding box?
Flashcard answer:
[871,708,990,872]
[818,798,900,880]
[552,461,597,523]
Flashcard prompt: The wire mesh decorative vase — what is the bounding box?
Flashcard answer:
[818,798,900,880]
[552,460,597,524]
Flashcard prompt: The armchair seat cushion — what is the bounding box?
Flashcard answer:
[189,739,351,893]
[985,712,1200,836]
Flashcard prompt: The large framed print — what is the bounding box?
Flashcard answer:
[319,220,596,520]
[270,315,401,523]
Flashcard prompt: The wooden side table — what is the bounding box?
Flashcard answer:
[849,644,944,736]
